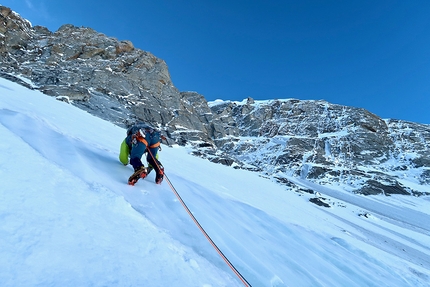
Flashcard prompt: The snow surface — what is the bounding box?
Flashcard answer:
[1,77,430,286]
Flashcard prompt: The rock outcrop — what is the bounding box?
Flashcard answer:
[207,99,430,195]
[0,6,219,142]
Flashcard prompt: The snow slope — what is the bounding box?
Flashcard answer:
[0,77,429,286]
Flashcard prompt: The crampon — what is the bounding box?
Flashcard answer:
[128,167,147,186]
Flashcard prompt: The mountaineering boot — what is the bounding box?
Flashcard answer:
[146,166,153,175]
[128,166,147,185]
[155,166,164,184]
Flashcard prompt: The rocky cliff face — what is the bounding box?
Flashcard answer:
[208,99,430,195]
[1,5,429,197]
[0,6,224,142]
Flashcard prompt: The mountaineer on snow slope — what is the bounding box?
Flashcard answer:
[119,123,165,185]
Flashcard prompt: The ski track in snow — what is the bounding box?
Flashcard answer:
[290,178,430,268]
[291,177,430,232]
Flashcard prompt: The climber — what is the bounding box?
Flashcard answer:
[119,123,165,185]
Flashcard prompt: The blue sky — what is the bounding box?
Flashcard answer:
[2,0,430,124]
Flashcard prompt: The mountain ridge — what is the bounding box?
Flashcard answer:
[1,5,429,197]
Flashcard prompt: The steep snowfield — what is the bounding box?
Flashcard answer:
[0,77,429,286]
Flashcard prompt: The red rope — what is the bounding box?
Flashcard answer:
[147,149,252,287]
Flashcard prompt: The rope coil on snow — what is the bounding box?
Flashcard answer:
[147,149,252,287]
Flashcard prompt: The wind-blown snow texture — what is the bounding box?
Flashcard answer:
[0,78,429,286]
